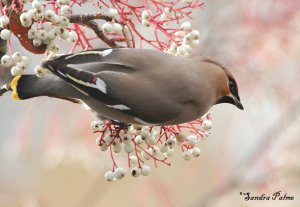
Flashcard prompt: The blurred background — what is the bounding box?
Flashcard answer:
[1,0,300,206]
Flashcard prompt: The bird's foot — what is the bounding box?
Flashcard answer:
[110,120,130,129]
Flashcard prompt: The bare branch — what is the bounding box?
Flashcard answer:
[68,13,123,48]
[68,13,114,23]
[85,20,119,48]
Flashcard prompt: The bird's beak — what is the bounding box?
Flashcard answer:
[231,94,244,110]
[215,94,244,110]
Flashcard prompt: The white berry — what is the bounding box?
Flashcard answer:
[33,12,43,21]
[0,29,11,40]
[181,44,192,54]
[141,150,151,160]
[140,165,150,176]
[164,148,174,157]
[32,0,42,9]
[21,56,30,65]
[146,136,156,145]
[159,144,168,153]
[141,10,151,20]
[33,38,42,47]
[131,168,141,177]
[103,135,113,144]
[27,28,37,39]
[91,120,103,131]
[50,15,60,24]
[60,28,69,39]
[20,13,31,24]
[189,39,200,48]
[163,7,173,18]
[150,146,159,156]
[142,19,150,27]
[124,142,134,153]
[59,16,69,27]
[129,156,138,165]
[61,5,71,16]
[102,22,113,33]
[181,21,192,31]
[11,66,24,76]
[99,143,108,151]
[42,22,52,31]
[16,62,27,70]
[44,10,55,20]
[202,120,212,130]
[0,16,9,26]
[192,147,201,157]
[1,55,12,66]
[176,46,186,56]
[134,135,144,144]
[113,140,122,153]
[166,138,176,148]
[186,135,198,145]
[34,65,48,78]
[68,31,78,42]
[121,133,132,143]
[112,23,122,35]
[141,130,151,140]
[175,30,185,37]
[47,30,57,40]
[114,167,126,179]
[34,6,44,15]
[105,171,115,181]
[37,30,48,40]
[182,150,192,161]
[12,52,22,62]
[108,8,118,18]
[190,30,200,40]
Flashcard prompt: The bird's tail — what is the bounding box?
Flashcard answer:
[10,75,82,103]
[11,75,41,100]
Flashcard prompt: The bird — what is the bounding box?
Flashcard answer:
[9,48,243,126]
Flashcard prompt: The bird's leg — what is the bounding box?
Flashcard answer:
[0,83,11,96]
[110,120,130,130]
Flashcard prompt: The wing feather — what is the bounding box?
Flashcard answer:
[43,48,181,123]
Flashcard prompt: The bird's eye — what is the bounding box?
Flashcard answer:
[228,80,235,90]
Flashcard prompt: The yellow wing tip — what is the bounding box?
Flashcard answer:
[11,75,21,100]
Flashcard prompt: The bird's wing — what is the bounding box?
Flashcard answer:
[44,51,181,124]
[49,48,132,71]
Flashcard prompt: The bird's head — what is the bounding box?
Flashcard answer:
[217,75,244,110]
[201,57,244,110]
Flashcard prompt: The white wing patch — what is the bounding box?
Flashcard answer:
[66,74,107,94]
[95,78,107,94]
[65,49,113,60]
[65,51,103,60]
[107,104,131,110]
[102,49,113,57]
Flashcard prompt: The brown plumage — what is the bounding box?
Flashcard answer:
[10,48,243,125]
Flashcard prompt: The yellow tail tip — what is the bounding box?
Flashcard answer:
[11,75,21,100]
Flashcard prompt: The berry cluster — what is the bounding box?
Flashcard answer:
[1,52,30,76]
[91,114,212,181]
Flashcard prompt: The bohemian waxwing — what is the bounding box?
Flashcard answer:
[9,48,243,125]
